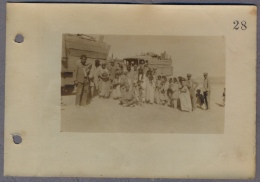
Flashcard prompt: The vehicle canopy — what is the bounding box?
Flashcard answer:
[61,34,111,90]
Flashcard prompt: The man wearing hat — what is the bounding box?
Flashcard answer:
[75,55,92,107]
[186,73,198,111]
[203,72,211,110]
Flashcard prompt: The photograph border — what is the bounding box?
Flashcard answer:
[0,0,259,182]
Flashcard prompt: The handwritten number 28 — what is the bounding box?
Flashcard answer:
[233,20,247,30]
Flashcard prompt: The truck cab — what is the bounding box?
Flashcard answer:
[123,53,173,76]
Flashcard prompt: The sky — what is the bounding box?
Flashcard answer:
[99,35,225,79]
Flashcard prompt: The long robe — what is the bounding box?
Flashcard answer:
[99,68,110,97]
[140,77,146,102]
[179,86,192,112]
[155,79,161,103]
[94,66,101,91]
[187,79,198,109]
[145,77,155,103]
[159,81,167,101]
[171,82,180,100]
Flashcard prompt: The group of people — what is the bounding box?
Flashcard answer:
[74,55,213,112]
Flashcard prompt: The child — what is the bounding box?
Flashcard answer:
[196,89,205,109]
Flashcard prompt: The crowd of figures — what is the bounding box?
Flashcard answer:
[74,55,225,112]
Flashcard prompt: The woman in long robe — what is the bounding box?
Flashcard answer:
[145,71,155,104]
[99,63,110,98]
[159,77,168,105]
[171,77,181,109]
[148,76,155,104]
[179,80,192,112]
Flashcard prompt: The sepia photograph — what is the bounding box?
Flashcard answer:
[61,34,225,133]
[4,4,256,178]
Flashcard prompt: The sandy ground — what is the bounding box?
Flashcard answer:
[61,84,225,133]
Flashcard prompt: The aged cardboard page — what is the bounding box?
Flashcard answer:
[5,4,256,178]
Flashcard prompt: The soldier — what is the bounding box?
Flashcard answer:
[75,55,92,107]
[186,73,198,111]
[203,72,211,110]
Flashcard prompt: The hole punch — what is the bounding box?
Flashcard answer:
[12,135,22,144]
[14,34,24,43]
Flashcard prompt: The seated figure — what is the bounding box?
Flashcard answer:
[119,84,136,107]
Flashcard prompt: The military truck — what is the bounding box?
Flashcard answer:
[61,34,111,95]
[123,51,173,76]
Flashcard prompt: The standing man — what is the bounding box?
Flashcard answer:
[203,72,211,110]
[75,55,92,107]
[187,73,198,111]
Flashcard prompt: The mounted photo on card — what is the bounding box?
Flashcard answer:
[61,34,225,133]
[4,4,256,179]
